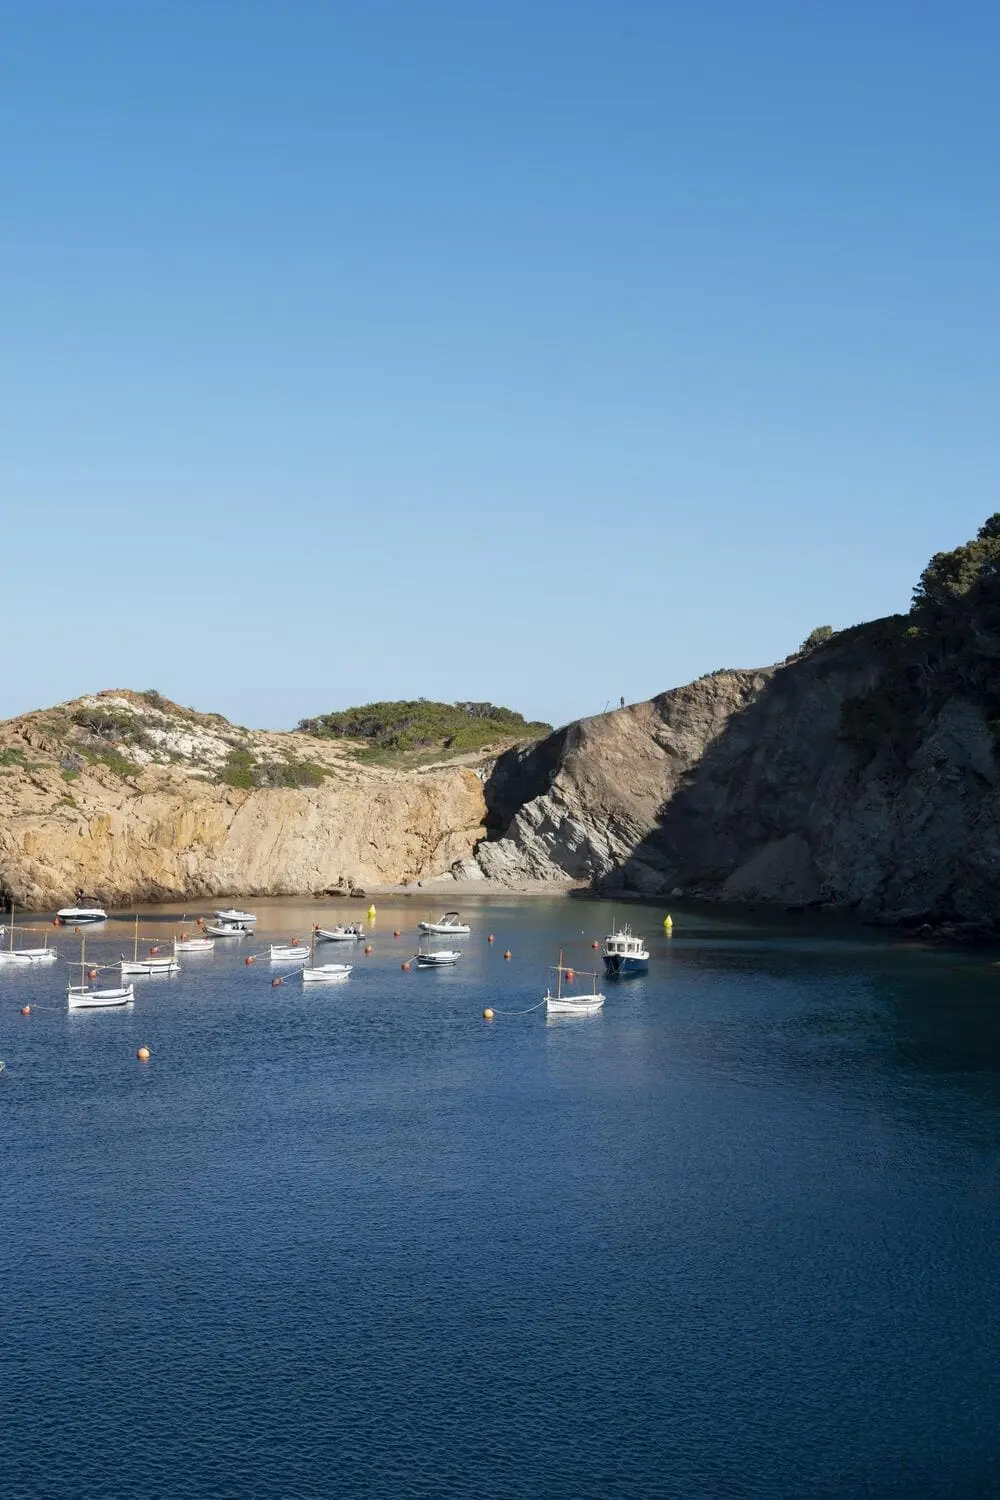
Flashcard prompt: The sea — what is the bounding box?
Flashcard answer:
[1,895,998,1500]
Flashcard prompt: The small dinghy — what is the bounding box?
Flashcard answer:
[544,952,605,1017]
[270,942,310,963]
[121,955,179,976]
[302,963,353,984]
[173,936,215,954]
[205,922,249,937]
[415,948,462,967]
[417,911,471,935]
[68,982,134,1009]
[314,924,364,942]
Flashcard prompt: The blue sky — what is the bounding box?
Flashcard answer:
[3,1,998,730]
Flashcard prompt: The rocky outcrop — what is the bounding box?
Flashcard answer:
[475,629,1000,926]
[477,670,771,887]
[0,692,487,908]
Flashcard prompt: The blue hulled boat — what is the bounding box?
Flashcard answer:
[602,925,649,978]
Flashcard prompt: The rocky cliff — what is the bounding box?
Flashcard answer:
[475,617,1000,929]
[0,691,487,909]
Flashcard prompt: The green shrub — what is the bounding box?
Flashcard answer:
[298,699,550,753]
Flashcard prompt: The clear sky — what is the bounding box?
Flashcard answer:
[3,1,998,730]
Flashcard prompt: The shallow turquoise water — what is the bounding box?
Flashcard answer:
[1,896,998,1498]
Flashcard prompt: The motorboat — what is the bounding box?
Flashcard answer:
[544,952,605,1016]
[57,895,108,924]
[214,908,257,926]
[270,942,310,963]
[415,948,462,967]
[602,925,650,978]
[417,911,471,935]
[173,936,215,954]
[205,922,250,937]
[314,924,365,942]
[67,982,135,1009]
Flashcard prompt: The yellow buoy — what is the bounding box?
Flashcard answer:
[483,1008,494,1021]
[663,914,673,929]
[136,1046,151,1062]
[367,904,376,919]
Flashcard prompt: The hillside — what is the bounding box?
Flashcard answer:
[298,699,551,766]
[0,690,487,909]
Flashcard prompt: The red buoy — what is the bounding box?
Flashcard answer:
[150,946,159,955]
[504,949,512,961]
[488,934,495,943]
[291,937,299,946]
[591,940,599,949]
[245,955,255,966]
[564,968,575,983]
[87,969,97,980]
[393,929,401,938]
[365,944,374,955]
[20,1005,30,1016]
[401,961,410,971]
[271,977,282,987]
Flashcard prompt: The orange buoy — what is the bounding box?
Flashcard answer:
[401,961,410,971]
[564,968,575,983]
[393,929,401,938]
[87,969,97,980]
[591,940,599,949]
[180,931,188,940]
[365,944,374,955]
[245,955,255,966]
[136,1047,151,1062]
[503,949,512,961]
[483,1007,494,1021]
[271,977,282,987]
[291,937,300,946]
[150,946,159,955]
[20,1005,30,1016]
[52,918,58,926]
[74,926,81,935]
[488,934,495,943]
[197,916,205,925]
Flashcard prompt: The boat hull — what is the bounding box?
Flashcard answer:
[1,948,59,964]
[174,939,215,953]
[302,965,352,983]
[418,923,471,935]
[603,954,649,978]
[416,951,461,966]
[545,995,605,1015]
[57,908,107,924]
[315,928,363,942]
[121,958,180,976]
[68,985,134,1009]
[270,945,309,963]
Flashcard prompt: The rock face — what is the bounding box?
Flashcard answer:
[0,692,487,909]
[476,631,1000,925]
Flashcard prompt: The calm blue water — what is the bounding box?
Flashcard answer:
[1,896,998,1499]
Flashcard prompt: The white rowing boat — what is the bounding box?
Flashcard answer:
[544,951,605,1017]
[270,942,309,963]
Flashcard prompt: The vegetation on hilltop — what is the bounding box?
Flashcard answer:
[838,514,1000,761]
[298,700,551,760]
